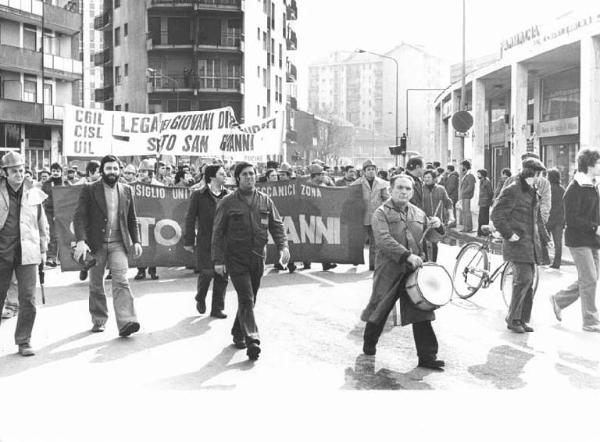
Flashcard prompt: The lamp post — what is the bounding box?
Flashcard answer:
[356,49,399,166]
[147,68,180,112]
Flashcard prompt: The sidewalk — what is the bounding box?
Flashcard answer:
[446,227,574,266]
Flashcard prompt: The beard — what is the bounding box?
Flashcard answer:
[102,173,118,186]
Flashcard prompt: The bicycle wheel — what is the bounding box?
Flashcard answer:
[452,242,488,299]
[500,263,540,307]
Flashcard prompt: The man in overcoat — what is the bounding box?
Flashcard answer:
[491,158,547,333]
[184,164,229,318]
[361,174,446,371]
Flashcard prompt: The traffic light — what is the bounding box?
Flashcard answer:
[388,134,407,156]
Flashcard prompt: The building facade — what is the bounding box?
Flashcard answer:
[434,11,600,188]
[308,43,450,166]
[93,0,298,160]
[82,0,104,109]
[0,0,82,170]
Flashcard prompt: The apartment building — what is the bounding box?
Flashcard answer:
[309,44,449,163]
[0,0,83,170]
[94,0,298,160]
[82,0,104,109]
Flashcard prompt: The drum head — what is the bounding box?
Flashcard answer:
[418,264,453,307]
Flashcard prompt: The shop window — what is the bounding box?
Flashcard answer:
[541,68,580,121]
[0,123,21,148]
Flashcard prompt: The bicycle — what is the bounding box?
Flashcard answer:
[452,225,539,307]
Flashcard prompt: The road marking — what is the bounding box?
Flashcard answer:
[295,271,338,286]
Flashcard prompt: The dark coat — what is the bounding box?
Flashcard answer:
[361,200,444,326]
[490,175,544,264]
[493,177,507,200]
[41,177,65,216]
[73,180,140,254]
[459,172,476,200]
[184,186,228,269]
[478,178,494,207]
[422,184,453,223]
[406,171,423,209]
[444,171,459,202]
[547,182,565,230]
[563,174,600,248]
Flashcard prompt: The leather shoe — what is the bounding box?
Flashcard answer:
[247,342,261,360]
[550,295,562,322]
[196,298,206,314]
[521,323,534,332]
[233,338,247,349]
[363,342,376,356]
[507,323,525,333]
[119,321,140,337]
[288,262,297,273]
[210,311,227,319]
[134,270,146,280]
[149,272,159,280]
[18,343,35,357]
[322,263,337,271]
[79,270,88,281]
[91,323,105,333]
[582,324,600,333]
[418,359,445,371]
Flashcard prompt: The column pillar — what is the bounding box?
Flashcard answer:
[472,78,486,170]
[510,62,528,171]
[580,36,600,149]
[532,77,541,156]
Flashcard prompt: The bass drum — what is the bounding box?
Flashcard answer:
[405,263,453,311]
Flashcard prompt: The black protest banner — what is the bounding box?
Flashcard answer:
[53,181,365,272]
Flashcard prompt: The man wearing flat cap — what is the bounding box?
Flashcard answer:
[351,160,389,270]
[491,157,549,333]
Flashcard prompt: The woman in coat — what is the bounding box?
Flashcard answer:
[546,168,565,269]
[491,158,548,333]
[477,169,494,236]
[361,174,446,371]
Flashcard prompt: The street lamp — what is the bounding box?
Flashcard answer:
[356,49,399,166]
[147,68,180,112]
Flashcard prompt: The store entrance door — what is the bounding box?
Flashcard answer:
[543,142,578,187]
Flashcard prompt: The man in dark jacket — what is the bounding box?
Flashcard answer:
[361,174,445,370]
[494,168,512,200]
[459,160,476,233]
[546,168,565,269]
[184,165,229,319]
[444,164,459,221]
[491,158,546,333]
[422,170,454,262]
[212,162,289,360]
[476,169,494,237]
[41,162,65,267]
[335,165,356,187]
[550,148,600,332]
[405,157,424,209]
[73,155,143,337]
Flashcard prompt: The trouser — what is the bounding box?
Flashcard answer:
[507,262,535,324]
[364,225,376,269]
[0,262,37,345]
[230,255,264,344]
[4,272,18,311]
[549,225,563,267]
[363,296,438,362]
[137,266,157,274]
[196,269,227,313]
[554,247,600,326]
[46,214,58,261]
[425,242,439,263]
[461,198,472,231]
[477,205,490,236]
[89,242,138,330]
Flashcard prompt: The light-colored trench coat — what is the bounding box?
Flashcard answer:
[361,199,443,326]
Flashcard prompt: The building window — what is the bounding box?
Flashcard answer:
[279,43,282,69]
[541,68,580,121]
[115,104,121,111]
[257,105,260,117]
[167,17,191,45]
[262,106,266,118]
[262,68,267,87]
[263,0,267,13]
[114,27,120,47]
[257,66,261,78]
[149,98,162,114]
[23,76,37,102]
[124,103,129,112]
[271,3,275,29]
[124,23,128,37]
[124,63,129,76]
[257,27,260,40]
[262,32,267,50]
[115,66,122,85]
[114,0,120,8]
[23,24,37,51]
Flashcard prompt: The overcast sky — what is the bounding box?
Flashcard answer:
[295,0,595,106]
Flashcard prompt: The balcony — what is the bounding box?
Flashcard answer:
[150,0,193,8]
[94,85,113,102]
[44,53,83,80]
[0,0,43,23]
[197,76,242,93]
[0,98,43,124]
[286,28,297,51]
[193,0,241,11]
[196,31,244,53]
[43,0,81,35]
[147,74,197,92]
[43,104,64,122]
[286,62,297,82]
[94,9,111,31]
[0,44,42,75]
[286,0,297,20]
[94,48,112,66]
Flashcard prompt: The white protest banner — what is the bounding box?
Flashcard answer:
[63,105,113,157]
[62,105,284,161]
